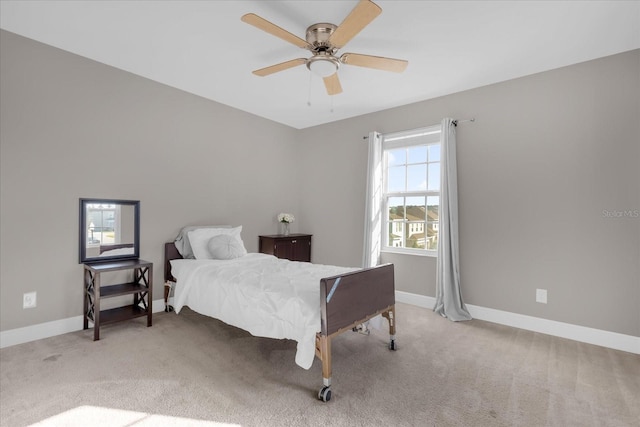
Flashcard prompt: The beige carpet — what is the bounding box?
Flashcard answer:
[1,303,638,427]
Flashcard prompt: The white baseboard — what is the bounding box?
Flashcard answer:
[0,299,167,349]
[3,295,639,355]
[395,291,437,309]
[395,291,640,355]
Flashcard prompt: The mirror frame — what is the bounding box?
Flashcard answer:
[79,198,140,263]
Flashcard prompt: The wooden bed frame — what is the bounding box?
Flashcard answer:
[163,242,396,402]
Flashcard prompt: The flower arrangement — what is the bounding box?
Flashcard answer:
[278,213,295,223]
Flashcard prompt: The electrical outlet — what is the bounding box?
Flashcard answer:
[536,288,547,304]
[23,292,37,309]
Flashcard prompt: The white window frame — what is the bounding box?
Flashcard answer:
[381,125,441,257]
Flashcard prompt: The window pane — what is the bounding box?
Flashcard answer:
[427,196,439,222]
[426,222,438,250]
[407,164,427,191]
[388,221,404,247]
[387,148,406,166]
[406,196,426,221]
[406,222,426,248]
[407,145,427,164]
[388,197,404,220]
[428,144,440,162]
[428,163,440,191]
[388,166,405,192]
[405,197,425,249]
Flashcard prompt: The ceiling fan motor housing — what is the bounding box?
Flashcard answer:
[306,23,338,54]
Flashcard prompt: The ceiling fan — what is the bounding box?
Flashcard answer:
[241,0,408,96]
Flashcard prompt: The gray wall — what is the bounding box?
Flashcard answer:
[1,29,638,338]
[0,30,299,330]
[297,49,639,337]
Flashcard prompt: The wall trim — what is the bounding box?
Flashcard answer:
[395,291,639,355]
[0,299,167,349]
[2,295,639,354]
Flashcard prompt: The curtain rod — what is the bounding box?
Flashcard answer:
[362,118,476,139]
[452,118,475,126]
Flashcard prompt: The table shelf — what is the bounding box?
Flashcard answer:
[83,259,153,340]
[98,305,148,325]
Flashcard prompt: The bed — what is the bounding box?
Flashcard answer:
[163,229,396,402]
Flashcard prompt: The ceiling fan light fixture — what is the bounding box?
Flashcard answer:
[307,56,339,78]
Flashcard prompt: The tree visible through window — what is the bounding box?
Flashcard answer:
[382,125,441,253]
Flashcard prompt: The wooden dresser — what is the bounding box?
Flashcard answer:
[259,234,312,262]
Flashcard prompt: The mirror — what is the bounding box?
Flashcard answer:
[79,198,140,263]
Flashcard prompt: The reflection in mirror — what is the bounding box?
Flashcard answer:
[79,199,140,263]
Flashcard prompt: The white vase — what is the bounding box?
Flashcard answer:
[281,222,290,236]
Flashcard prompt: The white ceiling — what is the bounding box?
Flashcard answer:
[1,1,639,129]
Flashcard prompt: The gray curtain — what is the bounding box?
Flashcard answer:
[433,118,472,321]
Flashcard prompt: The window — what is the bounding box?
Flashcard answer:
[382,125,441,254]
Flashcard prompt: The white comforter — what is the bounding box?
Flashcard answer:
[170,253,355,369]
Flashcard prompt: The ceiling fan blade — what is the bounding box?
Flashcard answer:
[329,0,382,49]
[252,58,307,76]
[241,13,310,49]
[323,73,343,95]
[340,53,408,73]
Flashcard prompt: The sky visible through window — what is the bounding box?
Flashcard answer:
[387,144,440,192]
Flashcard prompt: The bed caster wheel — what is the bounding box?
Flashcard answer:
[389,339,397,351]
[318,386,332,402]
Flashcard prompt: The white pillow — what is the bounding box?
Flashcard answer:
[207,234,247,260]
[174,225,232,258]
[187,226,244,260]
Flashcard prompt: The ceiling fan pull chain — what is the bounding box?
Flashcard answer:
[307,72,313,107]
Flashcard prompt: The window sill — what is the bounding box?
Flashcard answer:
[381,248,437,258]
